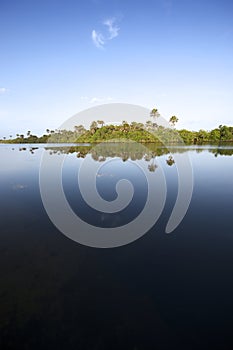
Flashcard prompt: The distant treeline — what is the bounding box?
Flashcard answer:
[1,119,233,144]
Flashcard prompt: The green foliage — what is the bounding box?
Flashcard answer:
[1,119,233,144]
[169,115,179,127]
[209,128,220,142]
[1,134,50,144]
[178,129,195,144]
[77,123,161,143]
[150,108,160,119]
[178,125,233,144]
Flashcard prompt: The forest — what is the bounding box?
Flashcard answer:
[1,110,233,144]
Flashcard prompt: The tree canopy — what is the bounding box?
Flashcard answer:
[1,115,233,144]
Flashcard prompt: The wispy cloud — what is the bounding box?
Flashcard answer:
[92,30,105,49]
[90,96,113,104]
[92,17,120,49]
[0,87,7,94]
[80,96,113,104]
[103,18,120,40]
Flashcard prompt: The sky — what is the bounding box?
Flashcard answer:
[0,0,233,137]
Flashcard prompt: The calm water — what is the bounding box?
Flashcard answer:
[0,143,233,349]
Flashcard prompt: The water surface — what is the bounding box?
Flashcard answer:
[0,143,233,349]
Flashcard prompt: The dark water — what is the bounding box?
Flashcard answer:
[0,143,233,349]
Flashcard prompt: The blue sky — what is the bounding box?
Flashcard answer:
[0,0,233,137]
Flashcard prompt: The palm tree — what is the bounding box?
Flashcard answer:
[169,116,179,127]
[97,120,104,128]
[135,122,144,130]
[145,120,153,130]
[130,121,138,130]
[150,108,160,119]
[122,121,130,132]
[90,121,98,134]
[74,125,85,134]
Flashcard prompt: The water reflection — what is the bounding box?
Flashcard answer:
[14,143,233,158]
[1,143,233,348]
[14,143,233,177]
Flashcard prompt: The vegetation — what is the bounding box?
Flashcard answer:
[15,143,233,170]
[1,109,233,144]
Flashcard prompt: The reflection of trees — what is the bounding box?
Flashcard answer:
[148,159,158,172]
[166,155,175,166]
[44,144,233,158]
[45,143,163,171]
[18,143,233,163]
[210,147,233,157]
[88,143,167,161]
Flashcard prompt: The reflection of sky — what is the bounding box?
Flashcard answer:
[190,151,233,199]
[1,144,233,349]
[0,145,42,175]
[1,145,233,229]
[62,155,149,227]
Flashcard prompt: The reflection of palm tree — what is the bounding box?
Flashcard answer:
[148,163,157,172]
[144,154,152,161]
[91,153,99,161]
[77,151,86,158]
[148,157,157,172]
[122,153,129,162]
[166,155,175,166]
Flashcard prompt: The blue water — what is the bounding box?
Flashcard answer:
[0,143,233,349]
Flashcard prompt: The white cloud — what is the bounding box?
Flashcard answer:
[103,18,120,40]
[92,17,120,49]
[90,96,113,104]
[90,97,101,103]
[80,96,114,104]
[92,30,105,49]
[0,87,7,94]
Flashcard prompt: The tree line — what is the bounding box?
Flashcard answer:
[1,109,232,144]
